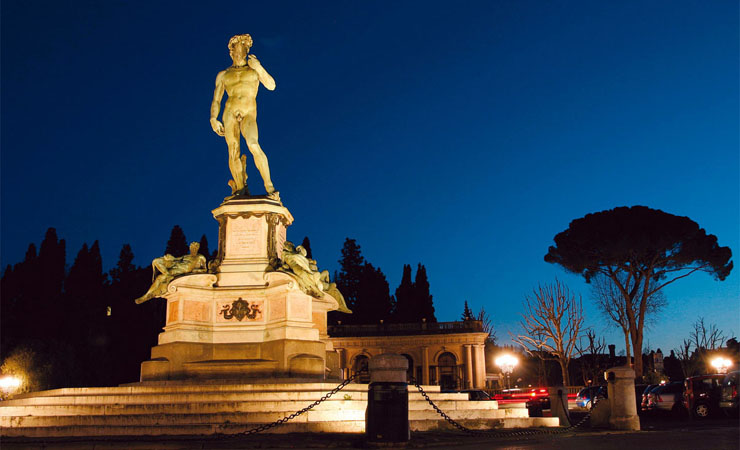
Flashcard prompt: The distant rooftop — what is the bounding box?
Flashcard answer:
[328,320,484,337]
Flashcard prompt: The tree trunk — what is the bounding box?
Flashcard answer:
[559,359,570,386]
[632,330,644,377]
[623,329,631,365]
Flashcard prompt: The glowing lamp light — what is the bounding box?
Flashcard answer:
[711,357,732,374]
[495,354,518,389]
[0,375,22,393]
[495,354,518,373]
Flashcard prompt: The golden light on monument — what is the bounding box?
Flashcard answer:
[711,356,732,374]
[495,354,518,389]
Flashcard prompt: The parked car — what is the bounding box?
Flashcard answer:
[646,381,685,415]
[461,389,493,401]
[641,384,660,411]
[719,370,739,417]
[576,386,604,409]
[684,374,725,419]
[634,384,650,411]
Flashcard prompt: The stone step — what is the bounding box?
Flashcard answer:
[0,421,368,437]
[0,381,550,439]
[2,417,559,438]
[1,416,556,438]
[1,390,476,407]
[0,399,507,420]
[9,382,443,398]
[1,407,517,429]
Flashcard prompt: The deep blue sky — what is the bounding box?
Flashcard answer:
[2,1,738,355]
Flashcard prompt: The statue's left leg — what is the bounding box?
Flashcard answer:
[241,118,275,194]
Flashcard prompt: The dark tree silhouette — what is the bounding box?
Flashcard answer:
[545,205,733,377]
[107,244,161,384]
[413,264,436,322]
[301,236,313,259]
[461,301,474,321]
[164,225,188,257]
[353,263,394,323]
[198,234,211,264]
[36,228,67,339]
[332,238,365,324]
[393,264,414,322]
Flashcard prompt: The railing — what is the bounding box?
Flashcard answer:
[328,320,484,337]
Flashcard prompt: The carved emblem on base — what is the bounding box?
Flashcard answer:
[219,298,261,321]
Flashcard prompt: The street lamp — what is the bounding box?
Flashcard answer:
[711,357,732,374]
[0,375,22,395]
[495,354,518,389]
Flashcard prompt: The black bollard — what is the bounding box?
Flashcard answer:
[366,354,410,443]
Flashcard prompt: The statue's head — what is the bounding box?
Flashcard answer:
[228,34,253,62]
[189,242,200,254]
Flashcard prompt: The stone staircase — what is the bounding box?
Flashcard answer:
[0,381,559,437]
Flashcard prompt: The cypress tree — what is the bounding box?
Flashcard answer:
[36,228,66,338]
[13,244,40,341]
[164,225,188,256]
[461,300,474,321]
[354,263,393,324]
[413,264,436,322]
[301,236,313,259]
[393,264,414,323]
[1,264,19,354]
[107,244,157,384]
[198,234,211,263]
[332,238,364,324]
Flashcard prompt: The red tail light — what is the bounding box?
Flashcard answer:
[656,394,663,403]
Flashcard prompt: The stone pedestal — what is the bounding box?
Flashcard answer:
[547,386,570,426]
[605,366,640,431]
[140,197,340,382]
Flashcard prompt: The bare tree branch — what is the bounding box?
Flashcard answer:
[513,279,585,385]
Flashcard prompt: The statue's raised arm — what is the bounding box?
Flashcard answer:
[209,34,278,199]
[247,55,275,91]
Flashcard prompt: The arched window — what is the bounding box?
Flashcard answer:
[438,352,459,391]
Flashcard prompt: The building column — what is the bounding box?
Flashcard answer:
[473,344,485,388]
[422,346,430,385]
[435,366,440,385]
[464,345,473,389]
[337,348,346,380]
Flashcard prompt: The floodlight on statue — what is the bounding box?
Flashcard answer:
[0,375,22,394]
[711,356,732,374]
[495,354,518,389]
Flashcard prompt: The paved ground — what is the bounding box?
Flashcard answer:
[3,412,738,449]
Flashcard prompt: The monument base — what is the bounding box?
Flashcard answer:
[141,340,332,381]
[139,197,341,382]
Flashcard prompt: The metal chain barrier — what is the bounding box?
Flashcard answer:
[409,378,595,438]
[219,373,359,437]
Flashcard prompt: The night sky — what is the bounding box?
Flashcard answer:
[2,1,738,355]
